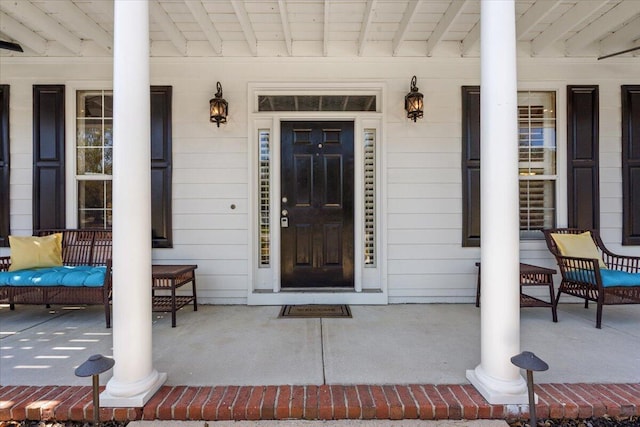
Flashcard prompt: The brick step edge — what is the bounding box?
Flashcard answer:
[0,383,638,423]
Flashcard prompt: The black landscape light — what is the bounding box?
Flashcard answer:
[511,351,549,427]
[75,354,115,425]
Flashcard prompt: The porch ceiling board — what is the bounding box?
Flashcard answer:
[425,0,466,56]
[565,1,640,55]
[0,0,82,55]
[0,11,47,54]
[149,0,188,56]
[185,0,222,55]
[0,0,639,59]
[277,0,292,56]
[392,0,421,56]
[230,0,257,56]
[598,15,640,57]
[530,0,609,56]
[47,0,112,54]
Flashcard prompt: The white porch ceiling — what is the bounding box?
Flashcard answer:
[0,0,639,59]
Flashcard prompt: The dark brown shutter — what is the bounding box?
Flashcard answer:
[150,86,173,248]
[622,85,640,245]
[33,85,65,231]
[567,85,599,230]
[462,86,481,247]
[0,85,9,246]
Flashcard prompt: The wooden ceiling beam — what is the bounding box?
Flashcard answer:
[426,0,465,56]
[0,11,47,54]
[461,22,479,56]
[231,0,257,56]
[531,0,608,55]
[566,1,640,55]
[0,0,82,55]
[185,0,222,55]
[358,0,375,56]
[55,0,112,53]
[516,0,561,39]
[149,0,187,56]
[277,0,292,56]
[392,0,421,56]
[598,15,640,56]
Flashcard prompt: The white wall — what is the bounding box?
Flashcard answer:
[1,56,639,304]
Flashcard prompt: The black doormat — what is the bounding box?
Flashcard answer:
[279,304,352,318]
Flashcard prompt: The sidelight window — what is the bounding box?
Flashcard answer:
[258,129,271,267]
[364,129,376,266]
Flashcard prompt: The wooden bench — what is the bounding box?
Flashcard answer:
[475,262,558,322]
[151,264,198,327]
[0,229,113,327]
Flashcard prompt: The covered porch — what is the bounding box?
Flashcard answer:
[1,303,639,421]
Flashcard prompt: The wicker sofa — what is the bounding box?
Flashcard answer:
[0,229,112,327]
[543,228,640,328]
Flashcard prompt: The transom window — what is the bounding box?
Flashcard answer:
[258,95,376,112]
[76,90,113,228]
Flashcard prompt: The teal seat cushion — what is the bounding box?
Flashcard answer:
[566,269,640,288]
[600,269,640,287]
[0,266,106,287]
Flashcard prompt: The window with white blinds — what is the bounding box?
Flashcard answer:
[518,91,556,238]
[259,130,271,266]
[364,129,376,266]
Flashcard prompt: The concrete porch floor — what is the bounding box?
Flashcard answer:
[0,302,639,423]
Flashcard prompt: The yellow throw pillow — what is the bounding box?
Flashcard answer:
[8,233,63,272]
[551,232,606,269]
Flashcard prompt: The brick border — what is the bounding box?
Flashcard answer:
[0,384,638,423]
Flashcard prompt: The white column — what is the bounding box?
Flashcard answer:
[102,0,166,407]
[466,0,528,405]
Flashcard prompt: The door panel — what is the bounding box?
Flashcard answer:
[281,121,354,288]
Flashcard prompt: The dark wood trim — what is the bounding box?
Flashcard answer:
[566,85,599,230]
[150,86,173,248]
[0,85,9,247]
[33,85,65,231]
[461,86,481,247]
[622,85,640,245]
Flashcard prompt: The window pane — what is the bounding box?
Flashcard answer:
[77,148,105,174]
[78,180,112,229]
[77,91,104,117]
[77,119,104,147]
[519,180,555,235]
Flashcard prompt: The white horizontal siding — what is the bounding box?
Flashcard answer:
[1,56,639,302]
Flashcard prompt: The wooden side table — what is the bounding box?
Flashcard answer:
[475,262,557,322]
[152,264,198,327]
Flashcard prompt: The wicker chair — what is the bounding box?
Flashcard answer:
[543,228,640,328]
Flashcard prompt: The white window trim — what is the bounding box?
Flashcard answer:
[517,84,567,239]
[247,82,387,305]
[64,81,112,229]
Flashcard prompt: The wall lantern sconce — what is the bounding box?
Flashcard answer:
[404,75,424,122]
[209,82,228,127]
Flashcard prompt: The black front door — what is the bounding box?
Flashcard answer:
[280,121,354,288]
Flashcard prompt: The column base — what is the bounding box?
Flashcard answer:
[100,372,167,407]
[466,366,529,405]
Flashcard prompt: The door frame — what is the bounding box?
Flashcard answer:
[247,82,387,305]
